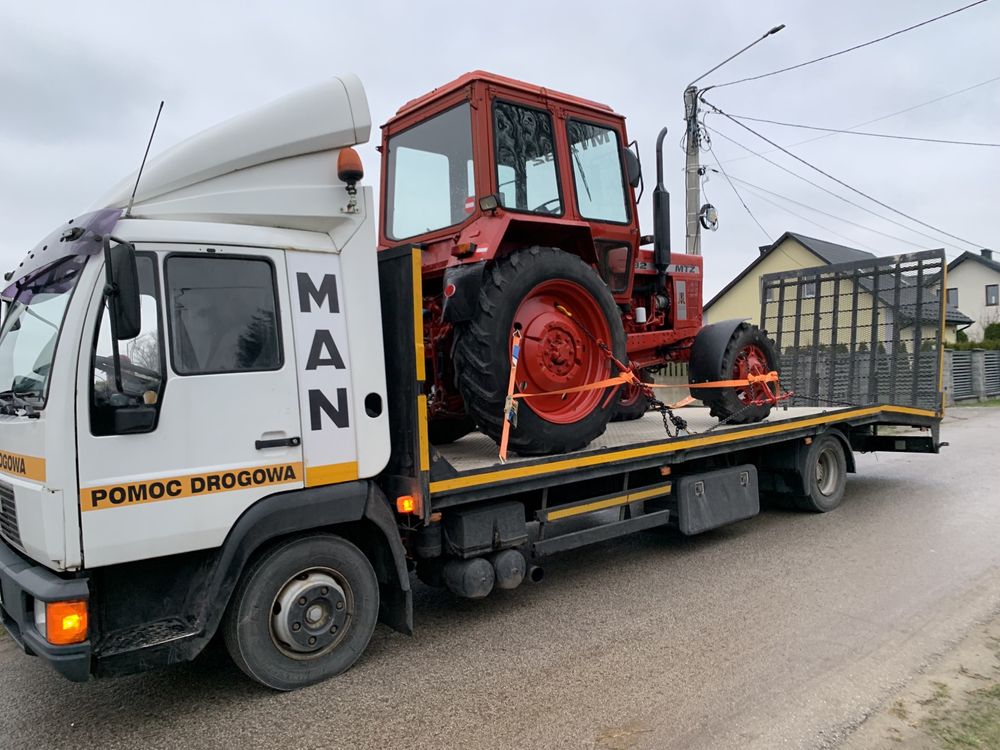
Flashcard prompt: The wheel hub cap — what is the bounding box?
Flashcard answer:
[733,343,772,404]
[271,570,349,655]
[513,279,613,424]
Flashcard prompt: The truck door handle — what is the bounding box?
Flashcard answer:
[255,436,301,450]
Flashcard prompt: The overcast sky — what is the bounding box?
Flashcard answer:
[1,0,998,297]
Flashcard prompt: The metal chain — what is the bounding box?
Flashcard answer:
[552,303,789,439]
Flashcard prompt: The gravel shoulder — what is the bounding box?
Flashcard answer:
[841,609,1000,749]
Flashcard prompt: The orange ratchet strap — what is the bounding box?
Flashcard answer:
[498,329,522,463]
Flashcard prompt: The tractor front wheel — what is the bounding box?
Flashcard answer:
[454,247,626,456]
[690,322,779,424]
[612,369,652,422]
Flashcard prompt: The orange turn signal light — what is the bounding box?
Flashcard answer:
[396,495,421,515]
[46,600,88,645]
[451,242,477,258]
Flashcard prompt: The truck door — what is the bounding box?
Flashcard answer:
[75,247,304,568]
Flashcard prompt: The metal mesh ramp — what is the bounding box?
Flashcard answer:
[760,250,946,413]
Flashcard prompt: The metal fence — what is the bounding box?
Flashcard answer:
[950,351,974,400]
[760,250,945,413]
[984,351,1000,395]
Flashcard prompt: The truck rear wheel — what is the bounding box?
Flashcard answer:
[794,433,848,512]
[222,534,379,691]
[454,247,626,455]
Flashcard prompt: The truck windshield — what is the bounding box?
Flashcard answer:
[385,102,475,240]
[0,255,87,407]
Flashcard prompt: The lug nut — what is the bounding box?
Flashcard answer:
[298,596,307,606]
[308,636,317,646]
[320,587,328,595]
[330,625,338,634]
[292,622,301,632]
[336,601,344,610]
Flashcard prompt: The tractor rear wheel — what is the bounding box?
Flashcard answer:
[454,247,626,456]
[693,322,779,424]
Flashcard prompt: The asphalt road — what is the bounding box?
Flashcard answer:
[3,408,1000,750]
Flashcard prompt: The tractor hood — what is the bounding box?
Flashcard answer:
[95,74,371,233]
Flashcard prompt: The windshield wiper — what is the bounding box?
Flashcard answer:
[0,390,41,418]
[571,147,593,202]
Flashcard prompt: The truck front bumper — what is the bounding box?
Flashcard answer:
[0,539,91,682]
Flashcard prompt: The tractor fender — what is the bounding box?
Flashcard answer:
[688,318,749,386]
[441,261,487,323]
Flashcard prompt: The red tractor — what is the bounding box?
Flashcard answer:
[377,71,777,455]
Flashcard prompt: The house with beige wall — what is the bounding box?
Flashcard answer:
[704,232,971,345]
[945,249,1000,341]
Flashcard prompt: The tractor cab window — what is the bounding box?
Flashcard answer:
[493,101,562,215]
[385,102,475,240]
[566,120,629,224]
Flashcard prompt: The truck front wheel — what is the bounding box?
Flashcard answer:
[222,534,379,690]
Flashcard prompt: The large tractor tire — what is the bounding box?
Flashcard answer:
[454,247,626,456]
[689,321,779,425]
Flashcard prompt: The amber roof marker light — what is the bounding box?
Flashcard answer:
[338,147,364,214]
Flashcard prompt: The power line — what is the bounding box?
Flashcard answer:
[720,172,939,251]
[705,141,772,241]
[702,99,986,249]
[719,74,1000,163]
[735,181,880,253]
[707,0,991,90]
[724,113,1000,147]
[704,123,968,252]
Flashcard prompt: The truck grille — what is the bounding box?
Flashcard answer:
[0,481,20,549]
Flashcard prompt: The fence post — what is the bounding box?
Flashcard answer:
[971,349,987,400]
[942,349,954,406]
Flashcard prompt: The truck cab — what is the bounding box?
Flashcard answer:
[0,75,409,687]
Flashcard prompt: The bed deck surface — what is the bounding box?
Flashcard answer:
[435,405,835,474]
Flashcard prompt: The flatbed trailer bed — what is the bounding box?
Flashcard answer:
[375,245,946,593]
[431,404,939,502]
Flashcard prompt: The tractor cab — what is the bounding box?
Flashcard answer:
[378,71,641,294]
[378,71,708,456]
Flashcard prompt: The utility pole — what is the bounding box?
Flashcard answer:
[683,24,785,258]
[683,85,702,257]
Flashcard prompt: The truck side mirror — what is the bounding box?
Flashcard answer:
[623,148,642,189]
[105,240,141,340]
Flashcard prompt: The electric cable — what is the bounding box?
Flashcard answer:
[720,74,1000,163]
[705,139,772,242]
[719,172,938,251]
[736,182,880,252]
[703,100,986,249]
[723,113,1000,147]
[704,124,967,252]
[707,1,991,90]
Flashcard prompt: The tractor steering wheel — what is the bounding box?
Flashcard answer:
[532,198,562,215]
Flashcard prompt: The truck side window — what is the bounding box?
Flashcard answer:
[165,255,281,375]
[493,100,561,215]
[91,254,164,435]
[566,120,629,224]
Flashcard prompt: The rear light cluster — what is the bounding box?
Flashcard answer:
[34,599,88,645]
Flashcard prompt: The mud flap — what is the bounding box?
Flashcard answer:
[687,318,746,401]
